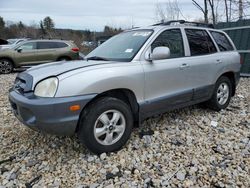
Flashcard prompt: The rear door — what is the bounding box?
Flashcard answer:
[35,41,58,63]
[14,42,37,65]
[182,28,219,100]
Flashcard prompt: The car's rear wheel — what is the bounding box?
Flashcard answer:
[58,57,71,61]
[77,97,133,154]
[0,59,13,74]
[206,76,232,111]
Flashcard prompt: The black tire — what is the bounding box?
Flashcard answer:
[0,59,13,74]
[77,97,133,154]
[206,76,232,111]
[58,57,70,61]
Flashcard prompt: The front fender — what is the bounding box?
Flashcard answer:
[56,63,145,103]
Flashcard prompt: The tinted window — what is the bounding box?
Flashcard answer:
[185,29,217,56]
[37,42,67,49]
[210,31,234,51]
[18,42,36,50]
[37,42,59,49]
[152,29,184,58]
[56,42,68,48]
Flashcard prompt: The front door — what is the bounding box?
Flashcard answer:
[141,29,192,117]
[14,42,37,65]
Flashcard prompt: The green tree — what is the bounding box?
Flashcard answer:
[43,16,55,30]
[18,21,25,29]
[0,16,5,29]
[40,20,46,35]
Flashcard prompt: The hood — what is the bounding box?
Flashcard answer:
[23,60,112,89]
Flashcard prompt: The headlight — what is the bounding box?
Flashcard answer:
[34,77,58,97]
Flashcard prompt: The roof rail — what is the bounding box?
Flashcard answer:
[152,20,214,28]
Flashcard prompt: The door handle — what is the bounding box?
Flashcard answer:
[216,59,222,64]
[179,63,189,70]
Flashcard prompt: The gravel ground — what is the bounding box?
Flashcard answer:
[0,73,249,188]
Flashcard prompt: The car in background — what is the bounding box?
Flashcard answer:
[0,39,79,73]
[0,38,29,50]
[79,52,85,60]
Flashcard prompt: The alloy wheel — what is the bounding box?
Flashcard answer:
[217,82,229,105]
[94,110,126,146]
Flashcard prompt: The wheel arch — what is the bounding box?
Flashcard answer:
[218,71,236,96]
[75,88,140,133]
[0,57,16,67]
[57,56,72,61]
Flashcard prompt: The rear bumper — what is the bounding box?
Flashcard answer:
[9,90,96,136]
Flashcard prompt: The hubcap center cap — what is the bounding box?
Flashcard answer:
[108,125,114,131]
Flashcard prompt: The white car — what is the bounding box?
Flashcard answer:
[0,38,28,50]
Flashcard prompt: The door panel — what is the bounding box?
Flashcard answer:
[142,29,193,115]
[34,49,56,64]
[183,29,220,100]
[142,57,193,115]
[35,41,58,64]
[14,42,37,65]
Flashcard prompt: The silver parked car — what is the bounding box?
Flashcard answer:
[9,21,241,154]
[0,38,28,50]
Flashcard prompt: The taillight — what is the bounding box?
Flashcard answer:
[240,56,244,65]
[71,48,79,52]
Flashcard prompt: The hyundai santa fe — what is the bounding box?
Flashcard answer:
[9,21,241,154]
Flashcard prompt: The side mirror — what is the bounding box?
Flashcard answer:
[17,49,22,53]
[151,47,170,61]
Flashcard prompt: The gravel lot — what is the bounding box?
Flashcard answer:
[0,73,249,188]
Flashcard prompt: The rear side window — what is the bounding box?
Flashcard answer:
[152,29,184,58]
[56,42,68,48]
[37,42,68,49]
[210,31,234,51]
[185,29,217,56]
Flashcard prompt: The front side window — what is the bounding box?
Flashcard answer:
[18,42,36,51]
[151,29,184,58]
[86,30,153,62]
[185,29,217,56]
[210,31,234,51]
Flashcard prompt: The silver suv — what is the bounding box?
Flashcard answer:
[9,21,241,154]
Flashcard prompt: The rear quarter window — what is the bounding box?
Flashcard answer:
[56,42,68,48]
[210,31,234,51]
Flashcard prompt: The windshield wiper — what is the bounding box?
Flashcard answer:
[86,56,109,61]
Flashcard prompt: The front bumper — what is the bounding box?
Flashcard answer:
[9,89,96,136]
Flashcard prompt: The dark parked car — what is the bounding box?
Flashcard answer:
[0,39,79,73]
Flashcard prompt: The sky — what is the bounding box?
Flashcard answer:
[0,0,204,31]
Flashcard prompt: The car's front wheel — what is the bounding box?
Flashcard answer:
[0,59,13,74]
[77,97,133,154]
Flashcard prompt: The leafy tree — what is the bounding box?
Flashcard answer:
[43,16,55,30]
[0,16,5,29]
[18,21,25,29]
[40,20,46,35]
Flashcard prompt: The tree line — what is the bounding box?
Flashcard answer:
[0,16,123,53]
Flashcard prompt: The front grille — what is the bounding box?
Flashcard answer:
[13,73,33,94]
[13,78,26,94]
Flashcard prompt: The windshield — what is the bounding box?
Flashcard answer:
[86,30,153,62]
[7,39,18,45]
